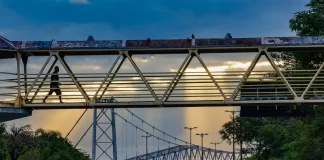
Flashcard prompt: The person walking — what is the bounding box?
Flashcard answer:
[42,66,63,103]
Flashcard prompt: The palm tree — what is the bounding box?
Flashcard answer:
[33,129,90,160]
[4,124,43,160]
[0,124,90,160]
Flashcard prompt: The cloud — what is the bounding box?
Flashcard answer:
[69,0,89,4]
[0,0,309,156]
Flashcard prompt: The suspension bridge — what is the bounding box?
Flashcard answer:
[0,34,324,159]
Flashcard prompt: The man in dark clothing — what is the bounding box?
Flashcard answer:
[42,66,63,103]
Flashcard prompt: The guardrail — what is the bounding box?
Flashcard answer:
[0,70,323,105]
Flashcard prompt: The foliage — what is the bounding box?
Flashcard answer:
[289,0,324,36]
[5,124,44,160]
[0,123,90,160]
[219,0,324,159]
[32,129,90,160]
[0,123,8,160]
[272,0,324,70]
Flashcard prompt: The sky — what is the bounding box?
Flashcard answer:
[0,0,310,159]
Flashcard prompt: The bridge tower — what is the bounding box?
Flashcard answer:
[92,107,117,160]
[90,34,117,160]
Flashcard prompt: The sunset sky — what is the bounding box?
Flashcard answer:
[0,0,309,158]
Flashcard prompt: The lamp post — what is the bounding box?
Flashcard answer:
[184,126,197,159]
[225,109,240,160]
[141,133,152,155]
[196,133,208,160]
[210,141,221,151]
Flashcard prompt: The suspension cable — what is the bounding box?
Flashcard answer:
[152,127,154,154]
[132,114,134,157]
[125,108,189,144]
[65,109,88,139]
[69,98,190,152]
[121,109,124,158]
[157,138,159,152]
[136,127,138,157]
[125,119,128,159]
[110,108,180,145]
[74,108,106,147]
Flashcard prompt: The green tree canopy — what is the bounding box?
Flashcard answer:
[0,124,90,160]
[219,0,324,159]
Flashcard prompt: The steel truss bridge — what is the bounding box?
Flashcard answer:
[0,34,324,159]
[1,40,324,108]
[69,104,248,160]
[125,145,248,160]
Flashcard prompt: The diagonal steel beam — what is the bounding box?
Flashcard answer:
[99,55,126,100]
[30,57,58,102]
[53,52,90,102]
[65,109,88,139]
[165,56,193,102]
[96,144,113,160]
[24,53,53,102]
[96,125,113,142]
[264,50,298,99]
[75,108,108,148]
[162,51,193,102]
[194,50,227,100]
[94,53,123,100]
[96,125,112,142]
[301,62,324,98]
[124,51,160,103]
[230,51,262,100]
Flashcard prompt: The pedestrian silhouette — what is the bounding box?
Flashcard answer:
[42,66,63,103]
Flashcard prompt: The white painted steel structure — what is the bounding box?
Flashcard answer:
[1,46,324,109]
[125,145,248,160]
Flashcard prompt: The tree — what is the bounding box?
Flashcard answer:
[0,123,90,160]
[4,124,43,160]
[272,0,324,70]
[219,1,324,158]
[289,0,324,36]
[0,123,8,160]
[30,129,90,160]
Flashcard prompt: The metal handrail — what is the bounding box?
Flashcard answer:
[1,70,324,104]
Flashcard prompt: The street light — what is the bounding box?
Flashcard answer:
[210,141,221,151]
[225,109,240,160]
[196,133,208,160]
[184,126,198,159]
[141,133,152,155]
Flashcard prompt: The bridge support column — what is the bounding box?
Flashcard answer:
[111,108,117,160]
[21,54,28,102]
[92,102,117,160]
[14,52,22,107]
[92,108,97,160]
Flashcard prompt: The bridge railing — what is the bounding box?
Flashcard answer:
[0,69,323,105]
[0,72,18,105]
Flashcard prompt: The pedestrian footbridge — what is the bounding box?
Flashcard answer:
[1,35,324,121]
